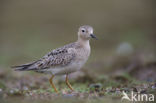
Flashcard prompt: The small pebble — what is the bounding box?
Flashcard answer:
[29,92,33,96]
[0,88,2,92]
[23,86,28,91]
[152,85,156,89]
[115,88,121,94]
[10,90,14,94]
[151,83,156,89]
[89,83,102,92]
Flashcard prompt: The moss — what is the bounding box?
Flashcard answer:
[0,81,6,89]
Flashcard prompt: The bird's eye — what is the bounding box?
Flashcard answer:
[82,30,85,32]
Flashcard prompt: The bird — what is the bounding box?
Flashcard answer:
[12,25,97,93]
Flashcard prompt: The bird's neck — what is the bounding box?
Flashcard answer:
[77,38,90,48]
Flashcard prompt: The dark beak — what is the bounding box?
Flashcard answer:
[90,34,98,40]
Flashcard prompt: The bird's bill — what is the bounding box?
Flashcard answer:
[90,34,98,40]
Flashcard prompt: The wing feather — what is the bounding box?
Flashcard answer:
[37,48,76,69]
[12,43,76,71]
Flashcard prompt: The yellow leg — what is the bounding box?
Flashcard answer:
[65,74,74,91]
[49,75,58,93]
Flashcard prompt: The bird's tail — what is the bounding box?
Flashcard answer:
[11,61,37,71]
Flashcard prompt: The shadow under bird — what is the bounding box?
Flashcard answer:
[12,25,97,93]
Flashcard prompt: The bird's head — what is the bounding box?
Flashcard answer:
[78,25,97,41]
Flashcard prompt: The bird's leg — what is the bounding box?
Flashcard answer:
[49,75,58,93]
[65,74,74,91]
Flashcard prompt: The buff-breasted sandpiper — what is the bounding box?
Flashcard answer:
[12,25,97,93]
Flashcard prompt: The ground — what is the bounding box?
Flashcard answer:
[0,67,156,103]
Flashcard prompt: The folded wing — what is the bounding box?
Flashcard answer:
[12,46,76,71]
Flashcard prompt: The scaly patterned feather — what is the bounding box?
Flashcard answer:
[13,43,77,71]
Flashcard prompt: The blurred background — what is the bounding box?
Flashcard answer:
[0,0,156,102]
[1,0,156,79]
